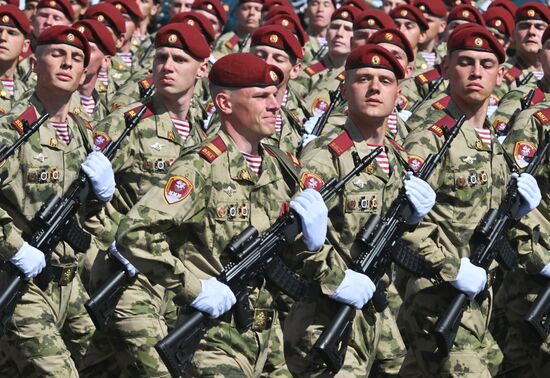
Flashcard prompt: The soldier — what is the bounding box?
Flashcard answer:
[382,0,408,13]
[112,52,327,376]
[192,0,227,41]
[397,24,540,377]
[70,0,88,19]
[0,25,115,376]
[483,5,515,53]
[24,0,40,20]
[107,0,144,71]
[0,5,32,114]
[351,9,397,55]
[80,23,213,376]
[285,44,435,377]
[211,0,253,58]
[303,0,335,62]
[169,0,195,16]
[414,0,447,71]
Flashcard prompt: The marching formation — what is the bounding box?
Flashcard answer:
[0,0,549,377]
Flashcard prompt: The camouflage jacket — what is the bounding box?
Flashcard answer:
[295,54,344,95]
[496,54,540,101]
[212,31,251,59]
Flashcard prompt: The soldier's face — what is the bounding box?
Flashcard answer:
[514,20,547,56]
[35,44,86,93]
[250,45,300,85]
[343,66,399,122]
[394,19,423,50]
[422,14,446,43]
[0,26,30,63]
[122,13,138,42]
[237,2,262,32]
[488,26,510,51]
[226,85,280,139]
[195,10,221,35]
[153,46,205,95]
[442,20,469,41]
[138,0,158,19]
[31,8,70,38]
[24,0,39,20]
[382,0,407,14]
[326,19,353,56]
[444,50,504,105]
[170,0,194,17]
[86,42,106,78]
[69,0,86,18]
[306,0,335,30]
[351,28,377,49]
[377,42,412,79]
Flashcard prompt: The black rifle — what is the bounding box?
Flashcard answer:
[138,36,155,67]
[0,113,49,166]
[238,34,251,52]
[154,147,384,378]
[310,88,342,137]
[313,44,327,61]
[313,114,466,373]
[0,86,155,335]
[524,130,550,340]
[409,76,445,114]
[517,71,535,88]
[434,128,550,356]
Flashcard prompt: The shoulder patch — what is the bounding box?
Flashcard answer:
[429,114,456,137]
[286,151,301,168]
[407,155,424,173]
[164,175,193,204]
[431,95,451,110]
[388,138,405,151]
[10,106,38,136]
[300,171,325,190]
[93,131,111,152]
[504,66,523,84]
[415,68,441,86]
[138,77,153,91]
[336,71,345,82]
[328,131,354,157]
[225,34,239,49]
[124,102,154,120]
[304,61,327,77]
[198,135,227,163]
[533,108,550,125]
[492,118,508,135]
[513,141,536,169]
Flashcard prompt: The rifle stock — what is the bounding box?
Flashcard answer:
[525,280,550,340]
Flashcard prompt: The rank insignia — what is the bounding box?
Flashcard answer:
[33,153,48,162]
[93,131,111,152]
[300,172,324,190]
[150,142,165,151]
[407,155,424,173]
[223,185,237,197]
[164,176,193,204]
[238,170,251,181]
[513,141,536,169]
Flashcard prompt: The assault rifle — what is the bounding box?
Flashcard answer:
[238,34,251,52]
[313,45,327,61]
[154,147,384,378]
[524,130,550,341]
[434,128,550,356]
[0,113,49,167]
[409,76,445,114]
[0,85,155,335]
[310,88,342,137]
[138,36,155,67]
[517,72,535,88]
[313,114,466,373]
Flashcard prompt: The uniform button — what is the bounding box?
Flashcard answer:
[456,177,465,189]
[346,200,357,210]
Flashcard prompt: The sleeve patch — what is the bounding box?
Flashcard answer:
[533,108,550,125]
[164,176,193,204]
[300,172,325,190]
[93,131,111,152]
[407,155,424,173]
[513,141,536,169]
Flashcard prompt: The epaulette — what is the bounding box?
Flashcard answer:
[10,106,37,136]
[199,135,227,162]
[388,137,405,151]
[328,131,353,156]
[503,65,523,84]
[415,68,441,86]
[429,114,456,137]
[533,107,550,125]
[286,151,301,168]
[124,102,154,120]
[18,48,32,62]
[336,71,345,82]
[431,95,451,110]
[304,61,327,77]
[225,34,239,50]
[138,77,153,91]
[525,87,545,108]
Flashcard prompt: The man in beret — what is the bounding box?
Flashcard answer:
[414,0,447,70]
[24,0,40,20]
[397,24,540,376]
[193,0,227,41]
[484,6,515,53]
[107,0,144,71]
[285,43,435,377]
[169,0,194,16]
[79,22,215,376]
[0,5,32,114]
[212,0,258,58]
[304,0,335,62]
[70,0,88,19]
[0,25,115,376]
[111,52,327,376]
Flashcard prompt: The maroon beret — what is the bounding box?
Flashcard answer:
[0,5,31,36]
[168,11,216,45]
[331,5,360,23]
[390,5,429,31]
[354,9,396,30]
[37,0,75,22]
[447,4,484,26]
[442,0,471,8]
[84,3,126,37]
[264,14,309,46]
[209,52,284,87]
[487,0,517,18]
[414,0,447,18]
[37,25,90,66]
[239,0,263,4]
[342,0,369,12]
[155,23,211,59]
[367,28,414,63]
[345,44,405,79]
[263,4,296,21]
[73,19,116,56]
[251,25,303,59]
[447,23,505,63]
[192,0,228,26]
[262,0,292,13]
[107,0,144,21]
[516,3,550,24]
[484,7,515,37]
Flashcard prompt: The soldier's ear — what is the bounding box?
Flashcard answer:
[418,30,428,45]
[30,55,37,73]
[196,59,208,80]
[215,91,232,115]
[289,61,301,80]
[22,39,30,55]
[495,64,505,86]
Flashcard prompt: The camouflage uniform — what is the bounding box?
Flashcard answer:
[66,89,111,123]
[109,55,133,88]
[296,54,344,95]
[496,55,540,101]
[303,36,325,64]
[0,94,96,377]
[212,31,251,58]
[284,119,407,377]
[0,77,30,115]
[397,99,508,377]
[493,105,550,377]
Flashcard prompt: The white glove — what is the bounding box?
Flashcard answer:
[330,269,376,308]
[450,257,487,299]
[109,242,138,277]
[10,242,46,279]
[289,188,328,251]
[404,171,436,224]
[511,173,541,219]
[191,277,236,318]
[301,133,317,148]
[303,116,320,134]
[81,151,116,202]
[398,109,412,122]
[540,262,550,278]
